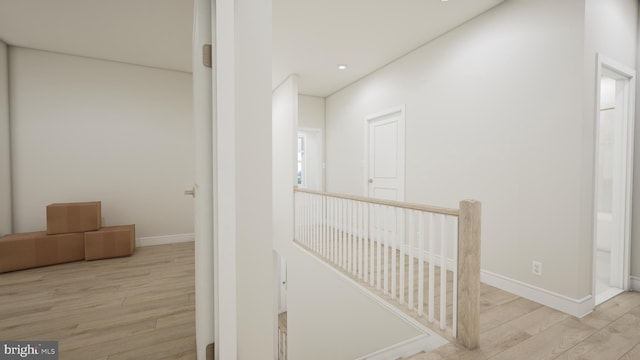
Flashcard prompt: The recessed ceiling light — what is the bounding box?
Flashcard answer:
[337,64,347,70]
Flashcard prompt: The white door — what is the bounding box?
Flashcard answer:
[366,107,405,201]
[366,107,405,254]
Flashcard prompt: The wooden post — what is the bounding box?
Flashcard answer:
[457,200,481,349]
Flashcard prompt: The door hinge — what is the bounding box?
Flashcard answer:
[203,44,212,68]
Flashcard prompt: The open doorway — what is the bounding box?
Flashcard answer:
[297,128,324,191]
[593,55,636,305]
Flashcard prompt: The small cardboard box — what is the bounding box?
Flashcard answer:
[47,201,101,235]
[0,231,85,273]
[84,225,135,260]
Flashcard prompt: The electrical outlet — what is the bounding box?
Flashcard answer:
[532,261,542,276]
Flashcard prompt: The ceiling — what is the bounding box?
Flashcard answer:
[0,0,504,97]
[273,0,504,96]
[0,0,194,73]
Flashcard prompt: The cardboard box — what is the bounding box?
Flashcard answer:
[84,225,135,260]
[47,201,101,235]
[0,232,85,273]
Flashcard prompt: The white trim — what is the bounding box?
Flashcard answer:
[295,243,448,349]
[136,233,194,247]
[631,276,640,291]
[599,55,637,79]
[354,334,444,360]
[595,287,624,305]
[363,105,406,200]
[592,54,636,305]
[481,269,593,318]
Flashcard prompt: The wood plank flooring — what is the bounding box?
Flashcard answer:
[3,241,639,360]
[300,240,640,360]
[406,285,640,360]
[0,242,196,360]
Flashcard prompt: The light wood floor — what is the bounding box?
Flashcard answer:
[3,241,639,360]
[0,242,196,360]
[407,288,640,360]
[303,241,640,360]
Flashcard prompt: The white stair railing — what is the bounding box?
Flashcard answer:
[294,187,481,349]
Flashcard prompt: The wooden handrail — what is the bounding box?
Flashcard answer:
[293,187,459,216]
[293,188,481,349]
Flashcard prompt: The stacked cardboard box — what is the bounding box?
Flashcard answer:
[0,232,84,273]
[0,201,136,273]
[85,225,136,260]
[46,201,102,234]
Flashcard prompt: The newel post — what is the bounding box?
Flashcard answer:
[457,199,481,349]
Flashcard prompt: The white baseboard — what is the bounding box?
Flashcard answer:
[481,269,593,318]
[631,276,640,291]
[355,334,442,360]
[595,287,624,305]
[136,233,194,247]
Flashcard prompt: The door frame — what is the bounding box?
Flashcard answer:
[298,127,324,191]
[296,132,307,188]
[363,105,406,200]
[591,54,636,305]
[193,1,216,359]
[277,254,287,313]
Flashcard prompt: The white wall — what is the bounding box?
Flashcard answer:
[215,0,237,356]
[272,76,297,354]
[584,0,638,287]
[275,77,431,360]
[298,95,325,129]
[273,75,298,258]
[325,0,592,301]
[9,47,194,238]
[0,41,11,237]
[287,247,422,360]
[585,0,638,68]
[232,0,275,357]
[635,4,640,282]
[298,95,325,191]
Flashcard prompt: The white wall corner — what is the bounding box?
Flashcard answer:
[481,269,593,318]
[136,233,195,247]
[631,276,640,291]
